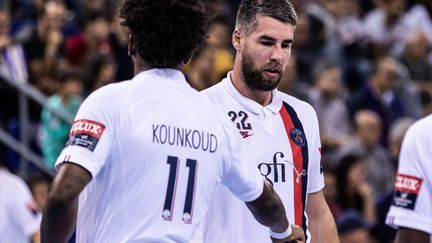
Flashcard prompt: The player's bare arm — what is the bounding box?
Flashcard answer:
[306,191,339,243]
[395,227,430,243]
[41,163,92,243]
[246,181,305,242]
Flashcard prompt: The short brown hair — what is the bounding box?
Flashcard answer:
[236,0,297,35]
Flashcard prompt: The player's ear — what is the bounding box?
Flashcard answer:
[232,29,242,51]
[128,34,136,57]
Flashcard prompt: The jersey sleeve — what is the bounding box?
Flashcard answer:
[305,105,324,194]
[220,122,264,202]
[386,123,432,235]
[11,179,41,238]
[55,86,118,177]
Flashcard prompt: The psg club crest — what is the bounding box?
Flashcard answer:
[289,128,305,147]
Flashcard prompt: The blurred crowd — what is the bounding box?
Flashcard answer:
[0,0,431,242]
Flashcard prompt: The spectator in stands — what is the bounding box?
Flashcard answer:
[363,0,408,56]
[109,11,132,81]
[335,0,370,92]
[394,76,422,120]
[348,56,405,145]
[372,117,414,243]
[0,144,41,243]
[27,173,51,210]
[292,13,326,84]
[185,44,216,91]
[0,8,28,84]
[338,110,394,195]
[420,89,432,116]
[336,153,376,222]
[294,2,361,88]
[277,54,310,102]
[308,0,367,66]
[82,53,116,95]
[337,210,374,243]
[3,1,432,241]
[40,71,82,168]
[206,15,234,82]
[0,7,29,125]
[363,0,432,58]
[388,117,415,168]
[22,0,67,95]
[404,1,432,53]
[399,31,432,91]
[308,61,351,165]
[304,0,343,38]
[322,168,342,220]
[65,10,111,67]
[204,0,233,18]
[76,0,113,15]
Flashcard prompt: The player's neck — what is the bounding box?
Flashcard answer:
[133,56,181,76]
[231,68,273,107]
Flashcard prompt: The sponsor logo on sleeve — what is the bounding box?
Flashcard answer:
[66,119,106,152]
[392,174,423,210]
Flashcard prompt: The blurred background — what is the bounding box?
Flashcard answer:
[0,0,431,242]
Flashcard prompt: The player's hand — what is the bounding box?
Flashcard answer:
[270,224,305,243]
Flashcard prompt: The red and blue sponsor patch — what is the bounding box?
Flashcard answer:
[66,119,106,152]
[392,173,423,210]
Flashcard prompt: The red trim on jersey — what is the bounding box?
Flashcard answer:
[70,119,106,138]
[394,173,423,194]
[279,107,304,226]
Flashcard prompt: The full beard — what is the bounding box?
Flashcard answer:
[241,51,283,91]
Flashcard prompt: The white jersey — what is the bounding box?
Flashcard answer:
[386,114,432,236]
[0,169,41,243]
[55,69,264,243]
[196,73,324,243]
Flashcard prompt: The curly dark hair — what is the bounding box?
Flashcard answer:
[236,0,297,35]
[119,0,210,68]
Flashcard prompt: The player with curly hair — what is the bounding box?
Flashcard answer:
[40,0,305,242]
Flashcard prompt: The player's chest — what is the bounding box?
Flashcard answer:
[222,107,309,185]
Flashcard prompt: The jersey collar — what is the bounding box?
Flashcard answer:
[133,68,188,85]
[223,72,282,115]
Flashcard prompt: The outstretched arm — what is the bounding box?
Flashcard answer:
[41,163,92,243]
[246,180,305,242]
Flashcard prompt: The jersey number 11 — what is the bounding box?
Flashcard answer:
[162,156,198,224]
